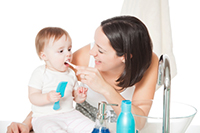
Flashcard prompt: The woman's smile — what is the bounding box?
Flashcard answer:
[95,59,102,65]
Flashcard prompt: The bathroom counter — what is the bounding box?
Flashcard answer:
[1,121,200,133]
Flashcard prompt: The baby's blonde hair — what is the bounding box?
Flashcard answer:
[35,27,70,59]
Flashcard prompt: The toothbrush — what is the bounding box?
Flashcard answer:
[53,81,68,110]
[65,61,86,88]
[66,61,77,69]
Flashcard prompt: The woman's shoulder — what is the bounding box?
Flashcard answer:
[144,52,159,77]
[152,52,159,64]
[72,44,91,67]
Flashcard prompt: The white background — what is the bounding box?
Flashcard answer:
[0,0,199,128]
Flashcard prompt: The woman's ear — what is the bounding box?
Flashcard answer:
[120,54,132,63]
[120,56,125,63]
[40,52,47,61]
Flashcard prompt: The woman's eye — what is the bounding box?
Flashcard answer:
[98,49,103,54]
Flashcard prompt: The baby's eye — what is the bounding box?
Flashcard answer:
[68,48,71,52]
[59,49,63,53]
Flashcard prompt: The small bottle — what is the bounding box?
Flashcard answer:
[92,101,118,133]
[116,100,135,133]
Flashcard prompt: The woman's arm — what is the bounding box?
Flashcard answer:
[73,44,158,129]
[72,44,91,80]
[132,53,158,114]
[103,53,158,124]
[7,112,33,133]
[22,111,33,132]
[87,53,158,129]
[103,53,158,129]
[75,51,158,111]
[130,53,158,129]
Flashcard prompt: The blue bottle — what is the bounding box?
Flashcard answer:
[116,100,135,133]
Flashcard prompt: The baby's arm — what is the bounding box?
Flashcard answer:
[28,86,61,106]
[73,87,88,103]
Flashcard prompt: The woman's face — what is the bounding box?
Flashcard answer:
[90,26,125,72]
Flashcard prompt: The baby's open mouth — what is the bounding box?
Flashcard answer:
[64,61,68,65]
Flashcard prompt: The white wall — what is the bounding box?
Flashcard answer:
[168,0,200,126]
[0,0,199,127]
[0,0,123,122]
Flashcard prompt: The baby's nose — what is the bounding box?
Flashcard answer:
[66,52,72,57]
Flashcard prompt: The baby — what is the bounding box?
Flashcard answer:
[28,27,94,133]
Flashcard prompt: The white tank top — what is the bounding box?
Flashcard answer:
[86,42,135,108]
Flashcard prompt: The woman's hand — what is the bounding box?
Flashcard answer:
[7,122,29,133]
[76,66,109,94]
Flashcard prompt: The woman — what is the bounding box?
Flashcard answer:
[7,15,158,133]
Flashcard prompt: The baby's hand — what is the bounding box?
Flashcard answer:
[74,87,88,103]
[77,87,88,97]
[47,90,61,103]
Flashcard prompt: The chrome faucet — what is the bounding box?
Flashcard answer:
[157,54,171,133]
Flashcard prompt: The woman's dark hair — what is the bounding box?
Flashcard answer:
[101,16,153,91]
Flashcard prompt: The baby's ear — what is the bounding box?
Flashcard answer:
[40,52,47,61]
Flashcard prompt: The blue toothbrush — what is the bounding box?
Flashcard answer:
[53,81,68,110]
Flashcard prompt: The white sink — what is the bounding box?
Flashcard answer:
[131,100,197,133]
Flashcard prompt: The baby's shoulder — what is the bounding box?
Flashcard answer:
[32,65,46,74]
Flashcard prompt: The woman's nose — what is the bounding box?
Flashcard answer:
[89,45,98,57]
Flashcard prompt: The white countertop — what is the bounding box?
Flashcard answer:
[1,121,200,133]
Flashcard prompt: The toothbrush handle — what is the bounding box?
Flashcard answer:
[53,101,60,110]
[53,81,68,110]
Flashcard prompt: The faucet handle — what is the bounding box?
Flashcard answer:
[157,55,164,85]
[107,103,118,106]
[157,54,171,87]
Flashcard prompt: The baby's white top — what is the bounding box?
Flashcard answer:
[28,65,79,117]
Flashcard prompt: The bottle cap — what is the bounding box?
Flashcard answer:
[121,100,132,112]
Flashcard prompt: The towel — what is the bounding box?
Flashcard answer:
[121,0,177,78]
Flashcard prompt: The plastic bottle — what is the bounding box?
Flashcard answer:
[116,100,135,133]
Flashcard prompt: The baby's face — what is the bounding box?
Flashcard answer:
[42,35,72,72]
